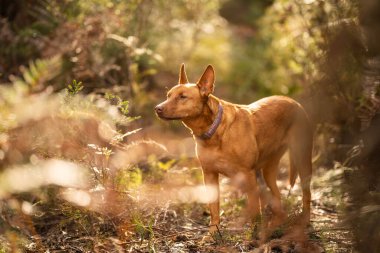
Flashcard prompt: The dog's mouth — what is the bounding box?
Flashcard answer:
[156,113,182,121]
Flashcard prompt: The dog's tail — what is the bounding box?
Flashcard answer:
[288,109,313,190]
[288,132,313,189]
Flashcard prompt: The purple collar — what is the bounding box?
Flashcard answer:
[199,103,223,140]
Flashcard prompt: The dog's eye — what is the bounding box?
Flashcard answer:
[179,94,187,99]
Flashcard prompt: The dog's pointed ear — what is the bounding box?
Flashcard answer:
[178,63,189,85]
[197,65,215,97]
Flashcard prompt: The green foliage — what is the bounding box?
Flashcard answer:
[144,155,176,183]
[115,167,142,191]
[132,215,154,241]
[0,243,7,253]
[10,57,61,92]
[61,82,137,127]
[66,80,83,96]
[105,92,130,116]
[155,159,176,172]
[220,0,360,103]
[247,223,261,241]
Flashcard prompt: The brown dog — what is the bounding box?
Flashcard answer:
[155,64,313,233]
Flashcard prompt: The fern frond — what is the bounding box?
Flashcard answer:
[10,56,61,92]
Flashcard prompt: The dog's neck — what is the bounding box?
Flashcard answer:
[182,95,222,139]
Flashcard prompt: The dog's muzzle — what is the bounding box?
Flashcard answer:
[155,104,167,119]
[155,105,163,115]
[155,104,181,120]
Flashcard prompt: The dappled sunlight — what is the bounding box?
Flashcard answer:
[60,188,91,207]
[0,159,88,198]
[21,201,34,215]
[44,160,88,188]
[0,164,44,196]
[177,185,218,204]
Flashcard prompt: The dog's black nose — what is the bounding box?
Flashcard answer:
[155,105,163,114]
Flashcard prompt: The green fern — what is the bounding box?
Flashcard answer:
[10,56,61,91]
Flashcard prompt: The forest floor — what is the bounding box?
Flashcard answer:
[0,156,354,253]
[113,163,353,253]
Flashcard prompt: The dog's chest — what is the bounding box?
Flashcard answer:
[196,143,256,176]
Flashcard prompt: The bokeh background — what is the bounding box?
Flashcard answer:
[0,0,379,252]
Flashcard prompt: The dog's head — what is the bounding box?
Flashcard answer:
[155,64,215,120]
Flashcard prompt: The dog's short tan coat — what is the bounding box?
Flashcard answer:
[155,64,313,232]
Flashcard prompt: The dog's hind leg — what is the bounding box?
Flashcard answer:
[262,156,286,226]
[236,170,261,222]
[289,123,313,222]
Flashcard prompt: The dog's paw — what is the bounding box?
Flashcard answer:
[201,225,223,244]
[208,224,219,234]
[201,234,215,243]
[269,211,286,229]
[202,232,223,244]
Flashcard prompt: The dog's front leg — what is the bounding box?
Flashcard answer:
[203,170,220,234]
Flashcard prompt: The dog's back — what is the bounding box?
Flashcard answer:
[248,96,312,166]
